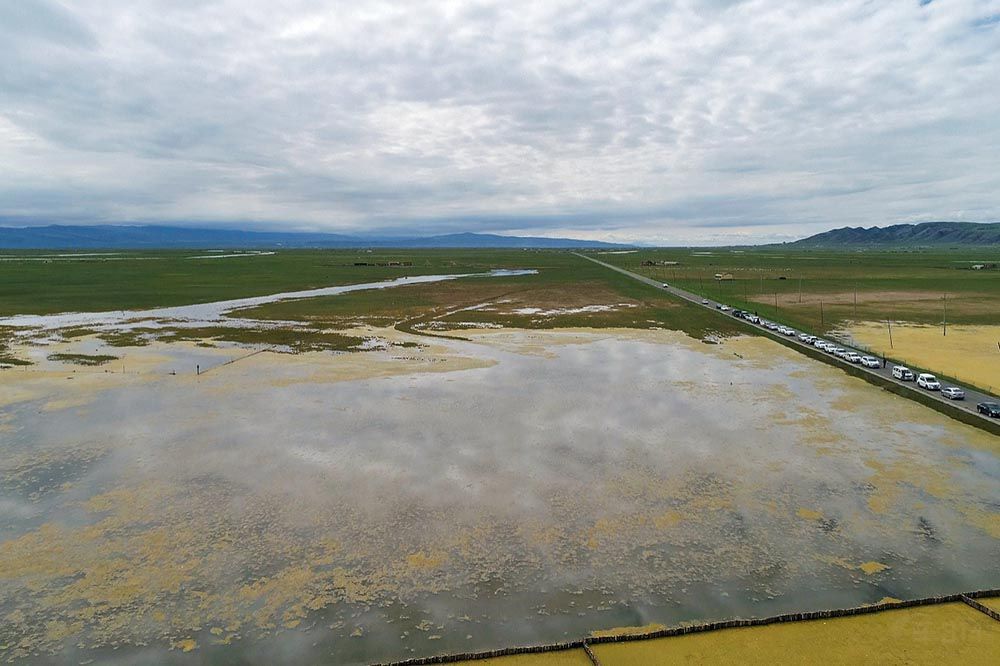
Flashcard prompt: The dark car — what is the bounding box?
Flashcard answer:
[977,402,1000,417]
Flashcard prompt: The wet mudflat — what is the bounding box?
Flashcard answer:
[1,329,997,664]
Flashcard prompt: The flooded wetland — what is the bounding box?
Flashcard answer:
[2,313,998,663]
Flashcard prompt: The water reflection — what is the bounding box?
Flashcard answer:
[1,331,997,664]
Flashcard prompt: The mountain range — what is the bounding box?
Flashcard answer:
[4,220,998,250]
[0,225,629,250]
[789,221,1000,247]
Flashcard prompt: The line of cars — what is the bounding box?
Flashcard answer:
[708,305,1000,416]
[663,283,1000,419]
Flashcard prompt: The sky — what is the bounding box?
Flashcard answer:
[1,0,999,245]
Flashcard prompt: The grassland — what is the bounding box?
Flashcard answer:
[0,250,535,316]
[235,251,742,339]
[589,247,1000,331]
[6,247,998,372]
[45,352,119,366]
[0,250,743,341]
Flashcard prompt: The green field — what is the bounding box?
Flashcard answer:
[586,247,1000,331]
[0,250,742,341]
[5,247,999,369]
[0,250,528,315]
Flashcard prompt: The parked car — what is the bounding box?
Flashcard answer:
[916,373,941,390]
[701,298,709,305]
[746,314,759,324]
[720,305,731,312]
[941,387,965,400]
[662,283,669,288]
[813,339,828,349]
[829,347,844,356]
[843,352,862,363]
[892,365,915,381]
[799,334,816,343]
[978,402,1000,417]
[860,356,880,368]
[783,327,797,336]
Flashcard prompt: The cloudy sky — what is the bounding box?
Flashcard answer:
[1,0,999,244]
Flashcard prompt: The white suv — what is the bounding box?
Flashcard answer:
[892,365,914,381]
[843,352,862,363]
[916,373,941,390]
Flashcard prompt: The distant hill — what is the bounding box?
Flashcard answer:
[790,221,1000,247]
[0,225,630,250]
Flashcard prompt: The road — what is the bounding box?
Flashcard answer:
[576,253,1000,429]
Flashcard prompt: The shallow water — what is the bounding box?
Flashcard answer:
[0,330,997,664]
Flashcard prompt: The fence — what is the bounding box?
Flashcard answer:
[374,589,1000,666]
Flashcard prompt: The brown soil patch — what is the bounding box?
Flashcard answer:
[749,290,996,309]
[494,282,646,311]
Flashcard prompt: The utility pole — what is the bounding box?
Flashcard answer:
[820,301,824,328]
[798,276,802,303]
[853,283,857,320]
[774,291,779,313]
[887,320,893,349]
[943,294,947,337]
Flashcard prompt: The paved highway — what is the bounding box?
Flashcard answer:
[577,253,1000,429]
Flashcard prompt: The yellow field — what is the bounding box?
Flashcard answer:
[978,597,1000,615]
[589,603,999,665]
[849,323,1000,393]
[454,602,1000,666]
[455,650,592,666]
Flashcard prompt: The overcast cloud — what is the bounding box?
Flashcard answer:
[1,0,998,243]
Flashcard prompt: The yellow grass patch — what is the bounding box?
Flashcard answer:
[590,622,666,638]
[848,322,1000,393]
[591,603,1000,665]
[456,651,593,666]
[977,596,1000,614]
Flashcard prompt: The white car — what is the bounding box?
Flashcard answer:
[799,334,816,343]
[746,314,759,324]
[829,346,844,356]
[662,283,669,288]
[783,327,797,336]
[892,365,914,381]
[813,339,828,349]
[720,305,731,311]
[860,356,880,368]
[917,373,941,390]
[941,386,965,400]
[843,352,862,363]
[701,298,709,305]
